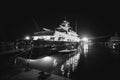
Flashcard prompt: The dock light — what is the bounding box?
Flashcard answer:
[25,36,30,40]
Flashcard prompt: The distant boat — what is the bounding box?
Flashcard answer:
[108,33,120,49]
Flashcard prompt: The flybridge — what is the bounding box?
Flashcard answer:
[32,20,80,42]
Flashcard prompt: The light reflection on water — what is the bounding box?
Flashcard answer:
[53,43,90,78]
[60,48,81,78]
[83,43,89,56]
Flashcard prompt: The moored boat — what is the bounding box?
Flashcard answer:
[31,20,81,54]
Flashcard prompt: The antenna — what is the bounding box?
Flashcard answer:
[75,19,78,33]
[32,17,40,32]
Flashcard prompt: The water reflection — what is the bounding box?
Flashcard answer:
[83,43,89,56]
[60,50,81,78]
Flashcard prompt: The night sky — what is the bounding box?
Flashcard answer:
[0,7,119,41]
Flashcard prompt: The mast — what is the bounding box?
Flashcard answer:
[75,20,78,33]
[33,17,40,32]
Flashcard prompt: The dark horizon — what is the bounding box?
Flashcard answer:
[0,8,119,41]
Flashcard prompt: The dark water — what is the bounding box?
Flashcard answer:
[0,43,120,80]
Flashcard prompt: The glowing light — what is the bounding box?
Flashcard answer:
[42,56,53,62]
[25,36,30,40]
[112,43,116,49]
[82,37,88,42]
[61,65,65,75]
